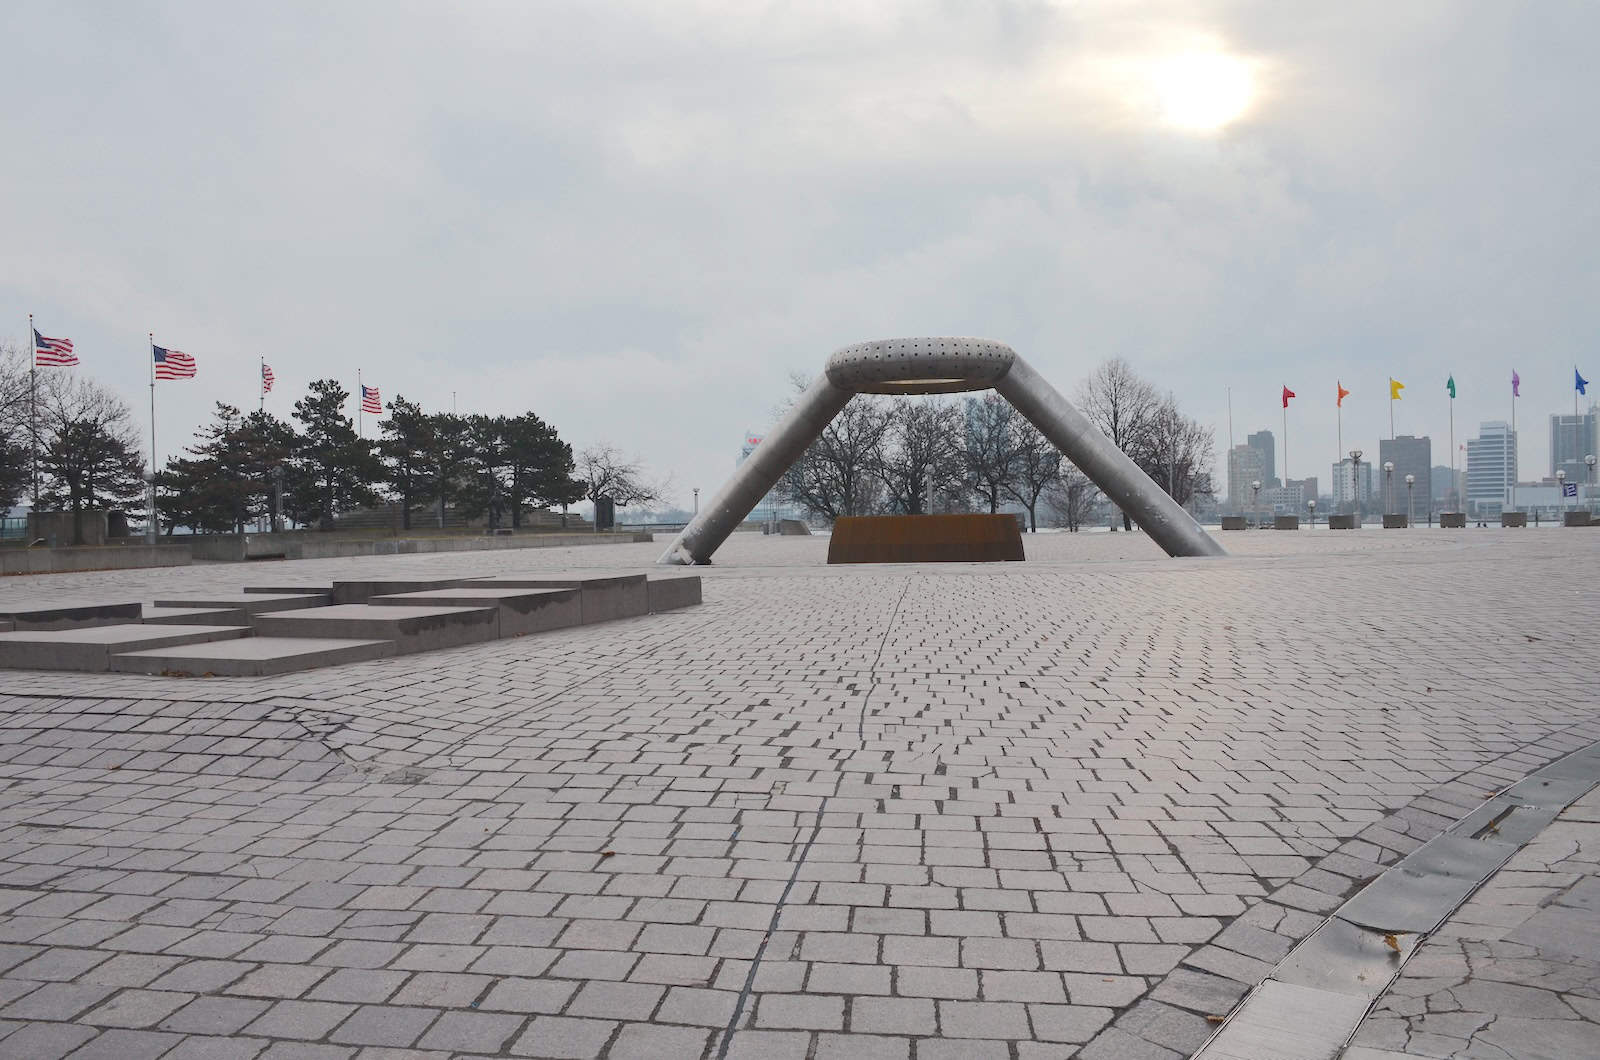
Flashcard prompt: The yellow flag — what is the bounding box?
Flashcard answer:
[1389,378,1404,400]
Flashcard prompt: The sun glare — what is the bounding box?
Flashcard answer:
[1153,51,1253,132]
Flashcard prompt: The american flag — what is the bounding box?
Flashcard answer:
[153,345,197,379]
[33,328,77,367]
[262,362,275,394]
[361,384,381,414]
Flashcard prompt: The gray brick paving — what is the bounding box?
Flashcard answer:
[0,530,1595,1057]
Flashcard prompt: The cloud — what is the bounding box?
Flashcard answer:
[3,0,1596,502]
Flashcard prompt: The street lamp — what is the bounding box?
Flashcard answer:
[1307,497,1316,528]
[1556,469,1567,515]
[1587,454,1597,514]
[1350,450,1363,518]
[1251,480,1262,527]
[1383,460,1395,516]
[693,488,700,515]
[1405,473,1415,527]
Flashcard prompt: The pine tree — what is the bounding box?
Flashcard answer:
[287,379,380,531]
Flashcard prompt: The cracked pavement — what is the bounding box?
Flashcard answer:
[0,527,1595,1059]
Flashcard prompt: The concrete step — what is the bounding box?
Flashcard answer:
[460,573,648,624]
[142,605,250,626]
[330,577,478,605]
[0,624,250,672]
[253,604,498,654]
[242,584,334,596]
[370,587,581,637]
[153,592,330,614]
[0,602,143,631]
[647,575,702,613]
[109,636,396,677]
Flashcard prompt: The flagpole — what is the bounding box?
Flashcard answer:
[1448,389,1455,511]
[1226,386,1233,451]
[260,355,265,414]
[1336,396,1343,503]
[1389,382,1395,440]
[1282,396,1288,487]
[149,331,158,538]
[1510,376,1517,511]
[28,314,37,509]
[358,368,363,439]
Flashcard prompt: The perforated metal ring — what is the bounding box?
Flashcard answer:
[824,337,1017,395]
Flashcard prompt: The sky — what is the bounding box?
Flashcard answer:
[4,0,1598,508]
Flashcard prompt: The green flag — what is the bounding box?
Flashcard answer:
[1446,375,1456,399]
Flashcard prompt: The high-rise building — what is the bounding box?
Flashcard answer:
[1227,444,1266,513]
[1466,421,1517,514]
[1246,429,1276,486]
[1430,464,1462,507]
[738,431,794,523]
[1378,435,1432,516]
[1331,458,1374,508]
[1549,406,1598,486]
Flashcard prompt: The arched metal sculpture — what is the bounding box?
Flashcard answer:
[659,337,1225,564]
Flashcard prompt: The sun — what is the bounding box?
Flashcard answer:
[1152,51,1254,132]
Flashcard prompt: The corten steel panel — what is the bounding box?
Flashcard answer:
[826,514,1025,564]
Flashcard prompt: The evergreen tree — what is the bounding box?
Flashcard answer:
[458,414,510,529]
[429,412,472,528]
[377,395,435,530]
[503,412,582,528]
[286,379,380,530]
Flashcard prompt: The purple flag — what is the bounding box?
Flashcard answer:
[1511,370,1520,397]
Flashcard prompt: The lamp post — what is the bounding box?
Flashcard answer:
[1587,454,1596,515]
[1405,473,1415,527]
[1556,469,1567,516]
[1383,460,1395,516]
[1307,497,1316,528]
[693,488,699,515]
[1350,449,1363,518]
[1251,480,1261,528]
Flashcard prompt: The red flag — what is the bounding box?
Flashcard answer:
[1282,385,1295,408]
[1337,382,1350,407]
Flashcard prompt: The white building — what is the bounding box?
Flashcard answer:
[1330,458,1374,508]
[1466,421,1517,514]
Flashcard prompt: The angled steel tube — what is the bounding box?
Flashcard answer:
[995,355,1225,558]
[659,375,852,565]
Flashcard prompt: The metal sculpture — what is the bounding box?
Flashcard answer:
[658,337,1225,564]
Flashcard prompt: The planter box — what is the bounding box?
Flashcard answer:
[1273,516,1299,530]
[1439,512,1466,528]
[1327,514,1359,530]
[1564,511,1592,527]
[1220,516,1248,530]
[827,514,1024,564]
[1382,514,1409,528]
[1501,512,1527,527]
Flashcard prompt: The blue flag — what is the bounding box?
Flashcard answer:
[1563,481,1578,497]
[1579,368,1589,395]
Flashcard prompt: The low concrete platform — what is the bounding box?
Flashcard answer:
[0,623,249,672]
[253,603,499,654]
[461,573,649,624]
[241,584,334,596]
[330,577,476,605]
[108,636,397,676]
[647,575,703,613]
[153,592,330,614]
[370,587,582,637]
[0,601,143,631]
[141,605,250,626]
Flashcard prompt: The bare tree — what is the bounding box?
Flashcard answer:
[1078,358,1160,530]
[1142,395,1215,509]
[0,343,31,512]
[778,380,890,523]
[1003,416,1060,531]
[1046,464,1099,532]
[577,444,667,508]
[875,397,966,514]
[963,393,1020,514]
[36,373,146,543]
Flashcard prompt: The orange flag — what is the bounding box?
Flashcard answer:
[1337,382,1350,407]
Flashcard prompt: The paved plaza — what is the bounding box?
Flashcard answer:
[0,528,1596,1059]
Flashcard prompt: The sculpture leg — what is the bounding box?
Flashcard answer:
[996,356,1225,558]
[658,375,853,565]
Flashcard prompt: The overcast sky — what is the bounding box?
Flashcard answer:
[4,1,1597,507]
